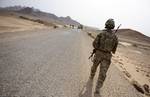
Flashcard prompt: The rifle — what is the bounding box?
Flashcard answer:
[114,24,121,33]
[88,49,96,59]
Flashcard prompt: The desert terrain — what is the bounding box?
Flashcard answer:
[87,29,150,97]
[0,6,150,97]
[0,13,47,33]
[0,6,80,33]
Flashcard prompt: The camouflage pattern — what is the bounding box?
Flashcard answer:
[105,18,115,29]
[90,29,118,93]
[93,29,118,54]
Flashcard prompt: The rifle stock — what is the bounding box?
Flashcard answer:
[88,49,96,59]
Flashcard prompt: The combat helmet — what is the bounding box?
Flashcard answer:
[105,18,115,29]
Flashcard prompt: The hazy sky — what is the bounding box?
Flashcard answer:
[0,0,150,36]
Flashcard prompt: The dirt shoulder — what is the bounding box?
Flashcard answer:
[86,30,150,97]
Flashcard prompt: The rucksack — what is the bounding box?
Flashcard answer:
[98,31,117,52]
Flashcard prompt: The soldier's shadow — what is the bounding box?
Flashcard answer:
[79,79,93,97]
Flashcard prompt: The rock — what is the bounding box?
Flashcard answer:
[118,61,124,65]
[136,69,139,72]
[131,81,144,94]
[146,74,150,77]
[123,70,131,78]
[143,84,149,93]
[119,59,123,61]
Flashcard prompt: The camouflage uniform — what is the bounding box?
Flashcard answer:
[90,19,118,94]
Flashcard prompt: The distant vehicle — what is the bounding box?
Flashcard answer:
[78,24,83,29]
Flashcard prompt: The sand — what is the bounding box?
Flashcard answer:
[0,15,47,33]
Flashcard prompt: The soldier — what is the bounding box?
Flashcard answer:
[89,19,118,94]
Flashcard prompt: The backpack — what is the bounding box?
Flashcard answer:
[98,31,117,52]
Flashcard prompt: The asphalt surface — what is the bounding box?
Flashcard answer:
[0,28,143,97]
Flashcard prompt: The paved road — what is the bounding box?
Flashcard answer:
[0,29,142,97]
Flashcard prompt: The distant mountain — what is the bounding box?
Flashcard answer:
[17,7,39,14]
[16,7,59,20]
[59,16,80,25]
[1,6,24,11]
[116,29,150,43]
[0,6,80,26]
